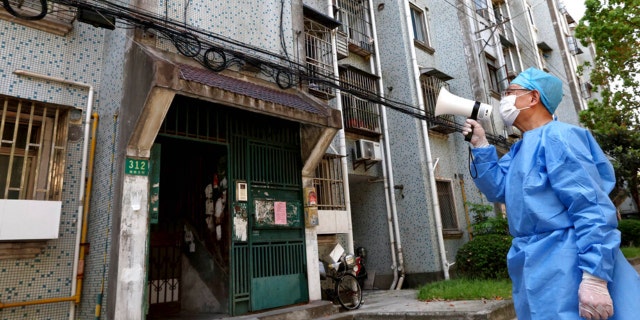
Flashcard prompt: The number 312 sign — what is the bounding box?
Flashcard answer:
[125,158,149,176]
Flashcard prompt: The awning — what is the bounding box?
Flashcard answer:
[136,43,342,129]
[124,43,342,158]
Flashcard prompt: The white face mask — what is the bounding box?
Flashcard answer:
[499,93,531,127]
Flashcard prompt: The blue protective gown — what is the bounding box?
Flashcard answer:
[471,121,640,320]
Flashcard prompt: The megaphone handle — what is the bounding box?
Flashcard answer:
[465,126,473,142]
[465,101,481,142]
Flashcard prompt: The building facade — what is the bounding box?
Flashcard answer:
[0,0,591,319]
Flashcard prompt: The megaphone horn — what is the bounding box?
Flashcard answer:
[434,87,492,121]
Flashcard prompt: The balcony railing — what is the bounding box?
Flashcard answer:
[334,0,373,57]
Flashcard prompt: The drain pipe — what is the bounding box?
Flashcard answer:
[12,70,95,314]
[399,2,451,280]
[327,0,354,253]
[368,0,404,289]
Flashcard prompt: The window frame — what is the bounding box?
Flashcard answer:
[473,0,490,20]
[304,16,336,99]
[0,96,69,201]
[485,54,501,96]
[339,65,382,135]
[436,179,461,236]
[409,4,434,54]
[334,0,373,54]
[313,154,346,211]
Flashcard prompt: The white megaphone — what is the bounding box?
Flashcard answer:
[434,87,492,121]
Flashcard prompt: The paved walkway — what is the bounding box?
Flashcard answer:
[200,258,640,319]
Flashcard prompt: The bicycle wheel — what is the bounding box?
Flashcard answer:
[2,0,47,20]
[335,274,362,310]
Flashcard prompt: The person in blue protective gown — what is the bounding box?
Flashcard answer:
[463,67,640,320]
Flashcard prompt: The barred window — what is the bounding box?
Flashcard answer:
[436,180,458,230]
[420,75,448,116]
[339,66,381,135]
[334,0,373,54]
[313,155,346,210]
[304,17,335,99]
[0,96,69,200]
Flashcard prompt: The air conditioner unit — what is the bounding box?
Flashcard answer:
[355,139,382,162]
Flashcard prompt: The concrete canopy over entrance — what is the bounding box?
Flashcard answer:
[112,42,341,319]
[125,43,341,160]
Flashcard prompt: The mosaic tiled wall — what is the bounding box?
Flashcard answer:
[0,15,107,320]
[364,1,472,273]
[75,27,128,320]
[155,0,294,73]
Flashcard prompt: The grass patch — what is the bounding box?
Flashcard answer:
[417,278,512,301]
[621,246,640,259]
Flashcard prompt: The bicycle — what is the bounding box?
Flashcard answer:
[319,251,363,310]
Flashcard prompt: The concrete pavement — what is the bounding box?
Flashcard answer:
[221,258,640,320]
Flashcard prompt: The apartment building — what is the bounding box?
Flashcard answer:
[0,0,590,319]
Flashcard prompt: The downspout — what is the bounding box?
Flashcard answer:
[399,3,451,280]
[327,0,354,253]
[367,0,401,289]
[9,70,95,316]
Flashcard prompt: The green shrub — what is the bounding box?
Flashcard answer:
[455,234,512,280]
[618,219,640,246]
[467,202,509,236]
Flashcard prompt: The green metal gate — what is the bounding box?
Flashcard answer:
[228,113,308,315]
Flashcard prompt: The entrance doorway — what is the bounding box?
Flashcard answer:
[147,135,230,318]
[145,95,309,317]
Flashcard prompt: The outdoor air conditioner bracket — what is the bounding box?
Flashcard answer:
[352,149,378,171]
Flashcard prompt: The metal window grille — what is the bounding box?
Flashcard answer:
[0,96,68,200]
[339,67,381,134]
[334,0,373,53]
[567,36,583,55]
[420,75,457,132]
[304,17,335,99]
[436,180,458,230]
[421,75,449,117]
[313,154,345,210]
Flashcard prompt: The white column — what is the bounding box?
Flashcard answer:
[114,174,149,320]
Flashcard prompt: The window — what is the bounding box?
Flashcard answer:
[580,80,592,99]
[339,66,381,135]
[0,96,69,200]
[502,46,521,81]
[334,0,373,55]
[410,5,433,52]
[474,0,490,20]
[436,180,459,231]
[313,155,346,210]
[567,36,583,55]
[420,74,455,134]
[304,17,335,99]
[526,2,536,27]
[486,55,501,94]
[494,3,515,44]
